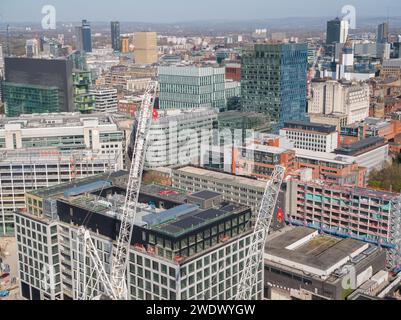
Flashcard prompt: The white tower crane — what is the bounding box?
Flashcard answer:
[235,165,285,300]
[78,80,158,300]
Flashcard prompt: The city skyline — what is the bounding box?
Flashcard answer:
[1,0,401,23]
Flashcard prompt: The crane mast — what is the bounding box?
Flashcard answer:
[78,81,158,300]
[110,81,158,299]
[235,165,285,300]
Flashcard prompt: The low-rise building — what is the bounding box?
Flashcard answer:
[0,113,125,236]
[280,121,339,153]
[172,166,266,213]
[295,149,367,187]
[234,143,295,180]
[335,136,389,173]
[264,226,387,300]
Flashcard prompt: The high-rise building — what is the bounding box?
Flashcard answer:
[134,32,158,65]
[120,35,130,53]
[326,17,349,45]
[89,87,118,113]
[377,22,389,44]
[241,43,308,129]
[111,21,121,52]
[15,173,261,300]
[3,57,74,116]
[158,65,227,111]
[81,20,92,53]
[75,26,83,51]
[0,113,125,236]
[25,39,39,58]
[309,80,370,125]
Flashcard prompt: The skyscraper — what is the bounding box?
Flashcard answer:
[111,21,121,52]
[75,26,83,50]
[377,22,389,44]
[241,43,308,129]
[326,17,349,45]
[121,35,130,53]
[81,20,92,53]
[134,32,158,65]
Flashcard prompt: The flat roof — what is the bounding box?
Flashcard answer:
[265,227,367,272]
[241,143,289,155]
[175,166,267,190]
[284,121,337,134]
[191,190,221,200]
[295,149,357,165]
[151,202,248,237]
[335,136,386,155]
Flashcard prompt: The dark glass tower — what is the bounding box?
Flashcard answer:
[81,20,92,53]
[111,21,121,52]
[241,43,308,130]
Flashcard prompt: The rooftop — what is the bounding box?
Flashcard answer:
[175,166,267,190]
[241,143,290,155]
[0,112,117,130]
[283,121,337,134]
[295,149,357,165]
[265,226,370,276]
[335,136,387,156]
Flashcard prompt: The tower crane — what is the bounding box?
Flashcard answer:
[78,80,158,300]
[235,165,285,300]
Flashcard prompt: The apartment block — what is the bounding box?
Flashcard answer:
[89,87,118,113]
[280,121,339,153]
[284,178,401,267]
[0,113,125,236]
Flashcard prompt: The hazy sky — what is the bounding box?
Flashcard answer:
[1,0,400,23]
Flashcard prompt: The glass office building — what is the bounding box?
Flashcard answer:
[158,66,227,111]
[3,82,59,116]
[241,43,308,129]
[82,20,92,53]
[111,21,121,52]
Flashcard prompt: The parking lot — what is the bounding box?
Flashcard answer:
[0,237,20,300]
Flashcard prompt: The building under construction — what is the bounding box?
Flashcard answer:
[14,171,262,300]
